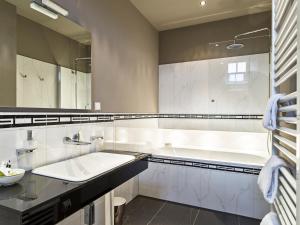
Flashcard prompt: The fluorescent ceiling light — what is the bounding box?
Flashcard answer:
[30,2,58,19]
[42,0,69,16]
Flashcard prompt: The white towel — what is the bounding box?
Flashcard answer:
[261,212,280,225]
[0,167,11,176]
[258,155,287,204]
[263,94,284,131]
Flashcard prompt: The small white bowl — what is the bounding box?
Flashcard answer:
[0,169,25,187]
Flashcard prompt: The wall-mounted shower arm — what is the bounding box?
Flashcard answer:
[209,34,271,47]
[73,57,92,72]
[209,28,271,48]
[234,28,270,40]
[75,57,92,61]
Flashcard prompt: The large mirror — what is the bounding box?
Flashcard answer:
[0,0,92,110]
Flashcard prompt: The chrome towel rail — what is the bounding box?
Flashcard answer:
[273,135,297,151]
[275,0,291,28]
[279,168,296,191]
[278,117,297,124]
[272,0,298,224]
[274,168,297,225]
[273,142,296,163]
[276,127,297,137]
[279,92,297,103]
[278,105,297,113]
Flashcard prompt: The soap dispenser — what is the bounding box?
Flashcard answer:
[24,130,38,150]
[17,130,38,171]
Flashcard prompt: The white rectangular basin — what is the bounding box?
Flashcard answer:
[32,152,135,182]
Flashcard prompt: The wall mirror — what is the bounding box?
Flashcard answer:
[0,0,92,111]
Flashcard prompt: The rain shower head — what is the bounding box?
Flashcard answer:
[209,27,270,50]
[226,41,244,50]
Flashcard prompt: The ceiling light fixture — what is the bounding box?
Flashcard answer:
[30,2,58,19]
[42,0,69,16]
[200,0,207,7]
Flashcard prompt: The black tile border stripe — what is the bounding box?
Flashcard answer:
[146,156,261,175]
[0,113,263,129]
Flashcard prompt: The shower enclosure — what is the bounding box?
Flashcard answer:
[16,55,92,110]
[59,57,92,110]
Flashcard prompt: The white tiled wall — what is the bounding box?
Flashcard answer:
[114,116,267,134]
[114,177,139,203]
[0,120,136,225]
[114,118,159,129]
[139,162,269,219]
[114,118,270,219]
[114,126,269,158]
[159,53,270,114]
[0,122,114,170]
[0,116,270,222]
[17,55,57,108]
[0,118,138,220]
[158,118,266,132]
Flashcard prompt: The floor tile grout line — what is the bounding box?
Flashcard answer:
[192,209,200,225]
[237,215,241,225]
[146,201,167,225]
[124,197,260,225]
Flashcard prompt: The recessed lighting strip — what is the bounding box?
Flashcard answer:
[30,2,58,19]
[42,0,69,16]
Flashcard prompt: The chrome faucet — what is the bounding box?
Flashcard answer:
[63,132,91,146]
[90,136,104,142]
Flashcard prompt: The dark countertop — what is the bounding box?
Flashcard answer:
[0,172,80,214]
[0,150,149,215]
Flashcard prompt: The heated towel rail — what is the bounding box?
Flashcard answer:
[273,0,299,224]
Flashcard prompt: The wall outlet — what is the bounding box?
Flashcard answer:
[94,102,101,111]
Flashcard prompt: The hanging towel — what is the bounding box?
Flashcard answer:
[261,212,280,225]
[263,94,284,131]
[258,155,287,204]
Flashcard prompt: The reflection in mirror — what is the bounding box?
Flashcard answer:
[1,0,92,110]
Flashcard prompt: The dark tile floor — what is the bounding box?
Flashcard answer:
[123,196,261,225]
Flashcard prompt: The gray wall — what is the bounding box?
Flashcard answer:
[0,1,16,107]
[17,16,90,73]
[159,12,271,65]
[55,0,159,113]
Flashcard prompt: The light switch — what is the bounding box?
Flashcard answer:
[94,102,101,111]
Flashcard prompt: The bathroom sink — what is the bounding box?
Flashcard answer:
[32,152,135,182]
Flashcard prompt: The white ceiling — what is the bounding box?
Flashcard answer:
[130,0,272,31]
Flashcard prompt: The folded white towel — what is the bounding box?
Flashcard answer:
[261,212,280,225]
[258,155,287,204]
[263,94,284,131]
[0,167,11,176]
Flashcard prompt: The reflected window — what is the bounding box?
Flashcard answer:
[237,62,246,73]
[227,62,247,84]
[228,63,237,73]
